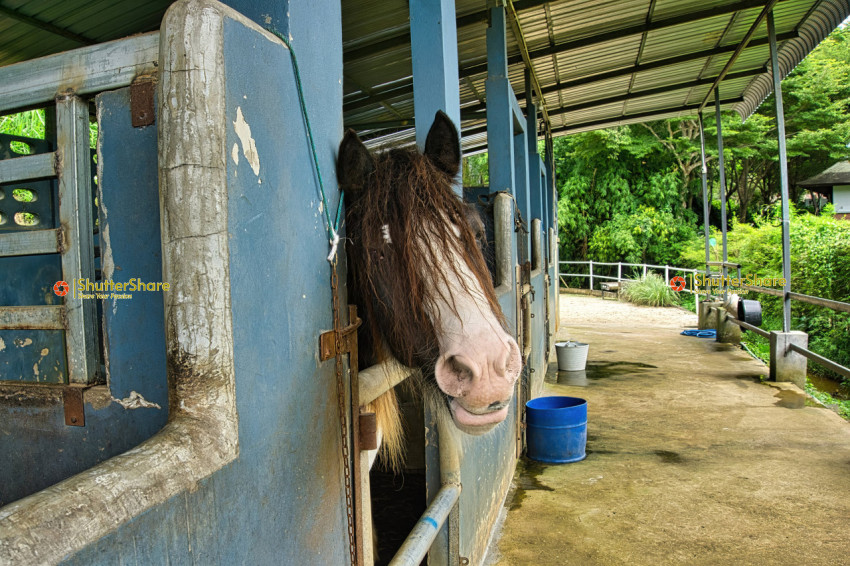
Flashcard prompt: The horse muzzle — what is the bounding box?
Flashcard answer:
[447,397,511,435]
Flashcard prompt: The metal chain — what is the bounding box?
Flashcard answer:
[331,256,358,566]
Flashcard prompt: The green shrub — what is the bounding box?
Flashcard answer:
[622,273,681,307]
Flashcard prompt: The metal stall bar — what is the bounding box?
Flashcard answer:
[389,485,462,566]
[788,343,850,381]
[767,10,792,333]
[698,112,711,277]
[55,95,98,384]
[0,229,61,256]
[714,87,729,300]
[0,151,55,182]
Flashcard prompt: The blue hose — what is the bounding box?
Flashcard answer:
[681,329,716,338]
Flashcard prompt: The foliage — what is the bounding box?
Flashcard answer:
[805,382,850,420]
[462,153,489,186]
[679,207,850,383]
[0,108,98,148]
[589,204,695,265]
[622,273,680,307]
[554,26,850,269]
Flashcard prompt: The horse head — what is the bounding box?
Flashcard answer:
[338,111,522,435]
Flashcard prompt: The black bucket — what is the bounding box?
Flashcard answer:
[737,299,762,326]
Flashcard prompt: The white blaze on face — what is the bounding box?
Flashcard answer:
[421,223,522,435]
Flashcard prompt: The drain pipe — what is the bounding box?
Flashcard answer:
[389,410,462,566]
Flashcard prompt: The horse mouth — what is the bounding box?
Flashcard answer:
[448,398,510,435]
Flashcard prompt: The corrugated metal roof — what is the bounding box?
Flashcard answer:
[1,0,848,152]
[340,0,850,152]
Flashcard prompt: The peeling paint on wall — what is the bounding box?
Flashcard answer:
[233,106,260,176]
[112,391,162,410]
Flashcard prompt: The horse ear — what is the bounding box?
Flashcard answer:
[337,129,374,193]
[424,110,461,177]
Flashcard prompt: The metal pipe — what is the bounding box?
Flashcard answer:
[714,87,729,301]
[698,112,711,277]
[359,358,416,406]
[727,317,770,338]
[767,10,793,333]
[388,484,462,566]
[788,291,850,314]
[788,343,850,381]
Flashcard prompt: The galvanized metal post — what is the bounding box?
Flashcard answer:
[589,260,594,291]
[617,262,622,282]
[698,112,711,278]
[714,87,729,301]
[768,10,792,333]
[665,265,669,284]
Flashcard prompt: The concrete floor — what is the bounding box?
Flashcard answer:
[489,293,850,566]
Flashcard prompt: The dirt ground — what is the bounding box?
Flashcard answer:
[486,292,850,566]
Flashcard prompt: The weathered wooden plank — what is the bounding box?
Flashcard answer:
[0,32,159,113]
[0,152,56,183]
[0,305,65,330]
[0,228,61,256]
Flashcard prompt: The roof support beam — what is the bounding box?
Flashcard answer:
[460,68,764,120]
[546,97,744,135]
[343,0,771,66]
[342,0,551,64]
[457,0,775,79]
[342,32,796,114]
[0,5,96,45]
[698,0,779,113]
[506,0,550,130]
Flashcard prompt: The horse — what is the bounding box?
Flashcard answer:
[337,110,523,470]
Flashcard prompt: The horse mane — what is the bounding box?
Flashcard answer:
[345,146,504,373]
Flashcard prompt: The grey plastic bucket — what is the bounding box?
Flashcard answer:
[555,341,589,371]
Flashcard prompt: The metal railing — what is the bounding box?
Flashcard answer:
[558,260,702,294]
[558,259,850,382]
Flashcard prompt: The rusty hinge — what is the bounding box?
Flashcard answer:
[130,77,156,128]
[63,386,87,427]
[319,305,362,361]
[359,411,378,451]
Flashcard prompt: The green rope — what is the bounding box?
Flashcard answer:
[267,28,344,261]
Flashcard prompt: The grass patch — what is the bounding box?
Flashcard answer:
[622,273,680,307]
[805,383,850,420]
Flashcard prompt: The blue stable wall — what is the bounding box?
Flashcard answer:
[62,1,347,562]
[0,87,168,507]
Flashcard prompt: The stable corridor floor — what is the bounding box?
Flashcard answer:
[489,293,850,566]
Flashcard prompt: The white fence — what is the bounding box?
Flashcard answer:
[558,260,702,293]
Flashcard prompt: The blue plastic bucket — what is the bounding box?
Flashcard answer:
[526,396,587,463]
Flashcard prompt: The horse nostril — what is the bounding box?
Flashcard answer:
[447,355,474,382]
